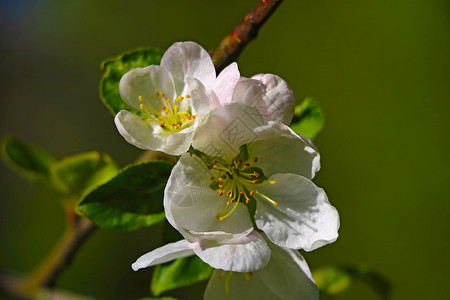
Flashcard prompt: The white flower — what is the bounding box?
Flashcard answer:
[132,235,319,300]
[115,41,296,155]
[115,41,241,155]
[204,240,319,300]
[163,103,339,269]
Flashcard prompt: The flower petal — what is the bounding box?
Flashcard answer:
[255,173,339,251]
[185,77,215,118]
[192,103,266,160]
[248,121,320,179]
[131,240,194,271]
[115,110,195,155]
[213,62,241,105]
[204,240,318,300]
[252,74,295,124]
[160,41,216,94]
[119,65,176,111]
[231,78,267,112]
[164,153,254,243]
[255,244,319,299]
[193,231,270,272]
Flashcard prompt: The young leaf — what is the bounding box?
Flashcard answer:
[51,152,119,199]
[77,161,172,231]
[313,265,391,299]
[100,48,164,116]
[289,97,324,140]
[1,135,57,182]
[151,255,213,297]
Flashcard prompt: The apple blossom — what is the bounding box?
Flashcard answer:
[204,240,319,300]
[164,103,339,257]
[115,41,241,155]
[115,41,297,155]
[132,234,319,300]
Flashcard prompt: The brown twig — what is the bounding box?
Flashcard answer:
[212,0,284,72]
[0,207,96,299]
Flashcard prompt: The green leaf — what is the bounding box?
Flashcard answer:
[1,135,57,182]
[313,265,391,299]
[51,152,119,199]
[100,47,164,116]
[289,97,324,140]
[77,161,172,231]
[151,255,213,296]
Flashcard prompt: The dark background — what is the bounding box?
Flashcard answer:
[1,0,449,299]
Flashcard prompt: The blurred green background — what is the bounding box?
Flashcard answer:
[0,0,449,299]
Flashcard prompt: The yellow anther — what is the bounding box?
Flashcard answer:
[219,184,224,188]
[165,98,170,103]
[253,171,260,177]
[240,191,244,195]
[173,105,179,109]
[158,92,164,98]
[159,121,165,126]
[226,191,231,196]
[218,178,224,182]
[186,94,191,98]
[249,191,255,196]
[219,190,224,196]
[245,198,250,204]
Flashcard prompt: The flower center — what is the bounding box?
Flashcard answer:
[207,155,278,221]
[138,92,196,133]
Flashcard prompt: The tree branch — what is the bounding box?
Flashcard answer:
[0,206,96,299]
[212,0,284,72]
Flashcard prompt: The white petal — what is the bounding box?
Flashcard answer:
[204,241,318,300]
[255,244,319,299]
[114,110,195,155]
[192,103,266,160]
[193,231,271,272]
[255,173,339,251]
[131,240,194,271]
[252,74,295,124]
[248,121,320,180]
[213,62,241,105]
[119,65,176,111]
[115,110,165,150]
[231,78,267,114]
[160,41,216,94]
[185,77,215,118]
[164,154,254,243]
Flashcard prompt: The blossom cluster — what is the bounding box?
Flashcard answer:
[115,41,340,299]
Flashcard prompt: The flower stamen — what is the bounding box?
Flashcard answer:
[138,93,196,133]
